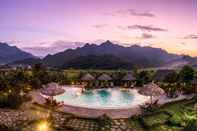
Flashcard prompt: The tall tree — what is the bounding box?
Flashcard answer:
[32,63,49,85]
[179,65,194,83]
[136,70,152,86]
[164,72,179,84]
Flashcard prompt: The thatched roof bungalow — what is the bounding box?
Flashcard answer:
[121,73,136,88]
[97,74,112,81]
[97,74,113,87]
[81,73,95,81]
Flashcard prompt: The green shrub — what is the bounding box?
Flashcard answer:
[151,125,183,131]
[0,92,26,109]
[97,114,113,127]
[168,114,183,126]
[184,120,197,131]
[141,112,170,127]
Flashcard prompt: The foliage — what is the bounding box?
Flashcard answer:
[129,97,197,131]
[168,114,183,126]
[141,112,170,127]
[164,72,179,83]
[181,83,194,94]
[32,63,50,85]
[151,125,183,131]
[129,118,144,131]
[136,70,153,86]
[179,65,194,83]
[165,84,180,98]
[98,114,113,125]
[30,77,42,89]
[0,91,23,109]
[132,65,139,78]
[159,65,196,94]
[184,120,197,131]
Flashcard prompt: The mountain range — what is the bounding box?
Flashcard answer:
[1,41,196,69]
[0,42,34,65]
[42,40,183,69]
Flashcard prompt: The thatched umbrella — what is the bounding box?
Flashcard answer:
[97,74,112,81]
[81,73,95,81]
[138,82,165,104]
[41,83,65,97]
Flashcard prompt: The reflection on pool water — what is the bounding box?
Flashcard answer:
[54,86,149,109]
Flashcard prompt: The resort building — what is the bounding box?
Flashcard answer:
[80,73,95,88]
[97,73,113,87]
[80,72,138,88]
[121,73,136,88]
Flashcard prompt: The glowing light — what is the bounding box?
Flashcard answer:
[76,92,81,96]
[8,89,12,93]
[3,92,8,96]
[37,121,50,131]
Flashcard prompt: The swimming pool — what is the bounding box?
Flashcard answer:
[54,86,149,109]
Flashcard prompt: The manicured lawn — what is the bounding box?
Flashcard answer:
[141,112,171,127]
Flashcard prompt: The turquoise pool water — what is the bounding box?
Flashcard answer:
[54,87,148,109]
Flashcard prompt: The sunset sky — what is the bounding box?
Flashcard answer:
[0,0,197,56]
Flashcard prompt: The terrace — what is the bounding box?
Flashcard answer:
[0,66,197,130]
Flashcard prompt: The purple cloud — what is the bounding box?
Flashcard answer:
[127,9,155,17]
[117,9,156,18]
[180,42,186,45]
[140,33,155,39]
[22,41,85,57]
[127,25,168,32]
[183,34,197,39]
[93,24,108,29]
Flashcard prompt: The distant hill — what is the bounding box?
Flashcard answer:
[43,40,181,69]
[62,54,133,69]
[149,59,189,70]
[9,58,42,66]
[181,55,197,68]
[0,42,35,64]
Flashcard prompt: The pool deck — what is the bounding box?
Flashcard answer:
[30,89,195,119]
[60,103,141,119]
[59,93,195,118]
